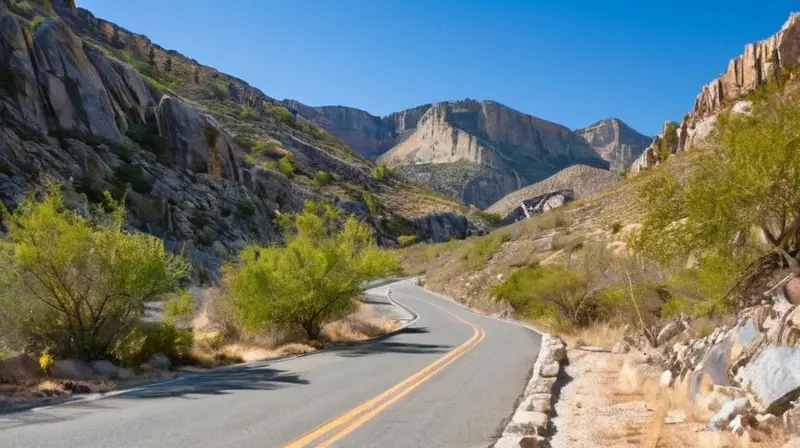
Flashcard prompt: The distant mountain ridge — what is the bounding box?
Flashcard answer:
[576,118,652,168]
[288,99,610,208]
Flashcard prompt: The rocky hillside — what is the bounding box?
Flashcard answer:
[631,12,800,174]
[0,0,473,279]
[486,165,621,216]
[576,118,651,168]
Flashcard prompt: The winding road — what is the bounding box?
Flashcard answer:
[0,279,541,448]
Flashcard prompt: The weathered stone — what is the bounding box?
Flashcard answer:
[413,213,470,243]
[736,346,800,413]
[576,118,651,168]
[52,358,95,381]
[527,377,557,395]
[656,321,685,346]
[539,360,560,378]
[612,342,631,354]
[117,367,136,381]
[148,353,172,371]
[494,435,545,448]
[91,360,119,379]
[709,397,749,430]
[524,394,551,413]
[0,353,40,383]
[504,410,549,436]
[784,401,800,435]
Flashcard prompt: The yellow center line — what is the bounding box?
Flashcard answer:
[316,325,485,447]
[282,299,484,448]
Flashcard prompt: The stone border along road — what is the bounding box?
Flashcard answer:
[409,278,567,448]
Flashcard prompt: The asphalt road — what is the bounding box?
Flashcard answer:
[0,279,541,448]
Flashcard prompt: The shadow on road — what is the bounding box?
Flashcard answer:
[117,364,309,400]
[335,327,451,358]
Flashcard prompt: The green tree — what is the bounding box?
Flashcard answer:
[314,170,332,187]
[0,187,189,359]
[226,200,399,339]
[632,95,800,267]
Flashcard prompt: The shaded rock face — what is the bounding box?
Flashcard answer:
[413,212,481,243]
[156,95,240,181]
[376,100,607,208]
[631,13,800,175]
[576,118,651,168]
[284,101,429,160]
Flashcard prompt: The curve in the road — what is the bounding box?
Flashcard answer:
[283,298,485,448]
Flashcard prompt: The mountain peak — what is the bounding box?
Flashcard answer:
[576,118,651,169]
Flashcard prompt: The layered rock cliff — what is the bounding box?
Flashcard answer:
[576,118,651,168]
[377,100,608,208]
[630,12,800,175]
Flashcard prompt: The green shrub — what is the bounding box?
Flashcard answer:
[225,200,400,339]
[274,155,294,178]
[10,1,35,19]
[372,164,389,181]
[461,233,509,270]
[0,187,189,359]
[113,163,152,194]
[126,123,172,164]
[240,106,258,120]
[236,200,256,219]
[363,190,380,215]
[51,129,134,160]
[28,15,45,32]
[0,161,10,175]
[253,140,283,158]
[473,211,504,228]
[314,170,332,186]
[270,106,295,125]
[397,235,417,247]
[204,80,229,100]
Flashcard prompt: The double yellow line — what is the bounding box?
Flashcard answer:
[282,309,485,448]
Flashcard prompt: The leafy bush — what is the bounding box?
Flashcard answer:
[113,163,152,194]
[39,350,54,375]
[10,1,35,19]
[372,164,389,181]
[362,190,381,215]
[236,200,256,219]
[28,15,45,32]
[473,211,504,228]
[397,235,417,247]
[274,155,295,178]
[240,106,258,120]
[225,200,400,339]
[270,106,295,125]
[461,233,509,270]
[314,170,332,186]
[126,123,171,164]
[0,161,10,175]
[0,187,189,359]
[204,80,229,100]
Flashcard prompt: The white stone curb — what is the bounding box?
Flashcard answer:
[493,333,567,448]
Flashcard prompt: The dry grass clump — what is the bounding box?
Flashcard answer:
[322,303,398,342]
[563,321,627,350]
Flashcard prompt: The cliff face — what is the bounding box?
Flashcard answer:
[377,100,607,208]
[631,12,800,175]
[576,118,651,168]
[284,102,428,160]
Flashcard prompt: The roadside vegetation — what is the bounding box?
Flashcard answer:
[400,91,800,342]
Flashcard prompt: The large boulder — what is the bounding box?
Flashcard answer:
[156,95,241,181]
[91,360,120,379]
[52,358,95,381]
[0,353,40,383]
[148,353,172,371]
[413,212,469,243]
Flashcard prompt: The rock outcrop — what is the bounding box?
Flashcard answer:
[500,189,574,225]
[630,12,800,175]
[487,165,620,216]
[576,118,651,168]
[656,276,800,436]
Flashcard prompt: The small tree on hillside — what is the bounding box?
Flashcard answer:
[0,187,189,359]
[632,95,800,267]
[226,200,399,340]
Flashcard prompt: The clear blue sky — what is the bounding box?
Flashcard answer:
[80,0,797,135]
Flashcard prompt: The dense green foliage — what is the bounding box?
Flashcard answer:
[0,187,189,359]
[372,164,388,181]
[314,170,332,186]
[225,201,399,339]
[633,96,800,265]
[655,121,679,161]
[461,233,509,270]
